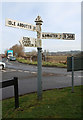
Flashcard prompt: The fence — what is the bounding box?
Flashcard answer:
[0,77,19,109]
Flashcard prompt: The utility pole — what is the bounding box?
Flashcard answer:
[35,16,43,100]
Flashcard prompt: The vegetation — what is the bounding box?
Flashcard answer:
[2,86,82,119]
[16,57,67,68]
[42,61,67,67]
[16,58,37,65]
[5,44,25,57]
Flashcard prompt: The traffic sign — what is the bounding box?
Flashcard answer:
[67,57,83,72]
[19,37,41,47]
[42,32,75,40]
[5,18,37,32]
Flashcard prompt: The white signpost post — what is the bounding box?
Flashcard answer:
[5,16,75,100]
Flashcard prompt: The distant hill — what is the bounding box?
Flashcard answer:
[44,50,82,56]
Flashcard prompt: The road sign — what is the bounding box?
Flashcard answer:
[19,37,41,47]
[42,32,75,40]
[63,33,75,40]
[5,18,37,32]
[67,57,83,72]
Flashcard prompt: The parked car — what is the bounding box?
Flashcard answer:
[9,56,16,61]
[0,62,6,69]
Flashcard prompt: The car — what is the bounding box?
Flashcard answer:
[7,55,12,59]
[9,56,16,61]
[0,61,6,70]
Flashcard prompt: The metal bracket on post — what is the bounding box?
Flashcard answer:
[71,56,74,93]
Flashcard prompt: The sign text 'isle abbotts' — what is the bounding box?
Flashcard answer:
[5,18,37,32]
[19,37,41,47]
[42,32,75,40]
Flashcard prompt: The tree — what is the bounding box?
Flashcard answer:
[10,44,25,57]
[4,49,8,57]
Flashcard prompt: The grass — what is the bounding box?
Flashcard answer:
[16,57,67,68]
[2,86,83,119]
[42,61,67,68]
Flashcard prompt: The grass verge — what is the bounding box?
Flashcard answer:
[16,58,67,68]
[2,86,83,119]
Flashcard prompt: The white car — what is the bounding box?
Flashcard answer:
[0,62,6,70]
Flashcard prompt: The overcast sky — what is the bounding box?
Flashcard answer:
[0,0,82,53]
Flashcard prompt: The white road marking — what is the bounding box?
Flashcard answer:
[10,69,17,72]
[1,69,31,73]
[6,60,8,63]
[18,70,23,72]
[31,72,37,74]
[24,71,30,73]
[67,75,83,78]
[1,70,6,72]
[67,75,71,77]
[78,76,83,78]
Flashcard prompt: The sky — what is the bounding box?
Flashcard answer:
[0,0,82,53]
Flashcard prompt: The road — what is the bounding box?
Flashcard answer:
[0,58,82,99]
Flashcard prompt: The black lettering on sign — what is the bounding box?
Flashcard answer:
[63,34,66,39]
[17,23,24,27]
[52,34,55,38]
[23,24,27,28]
[23,37,26,40]
[8,21,12,25]
[33,26,36,31]
[30,25,32,29]
[8,21,16,26]
[63,33,75,40]
[17,23,20,26]
[25,24,28,28]
[42,34,44,37]
[56,34,58,37]
[20,23,24,27]
[31,44,34,46]
[14,22,16,26]
[27,38,30,41]
[46,34,49,37]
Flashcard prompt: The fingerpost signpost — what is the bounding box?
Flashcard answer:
[35,16,43,100]
[5,16,75,100]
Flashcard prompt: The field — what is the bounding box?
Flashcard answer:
[46,55,67,63]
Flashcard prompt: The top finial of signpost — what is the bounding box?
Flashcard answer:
[35,15,43,25]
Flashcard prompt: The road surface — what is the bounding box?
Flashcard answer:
[0,58,82,99]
